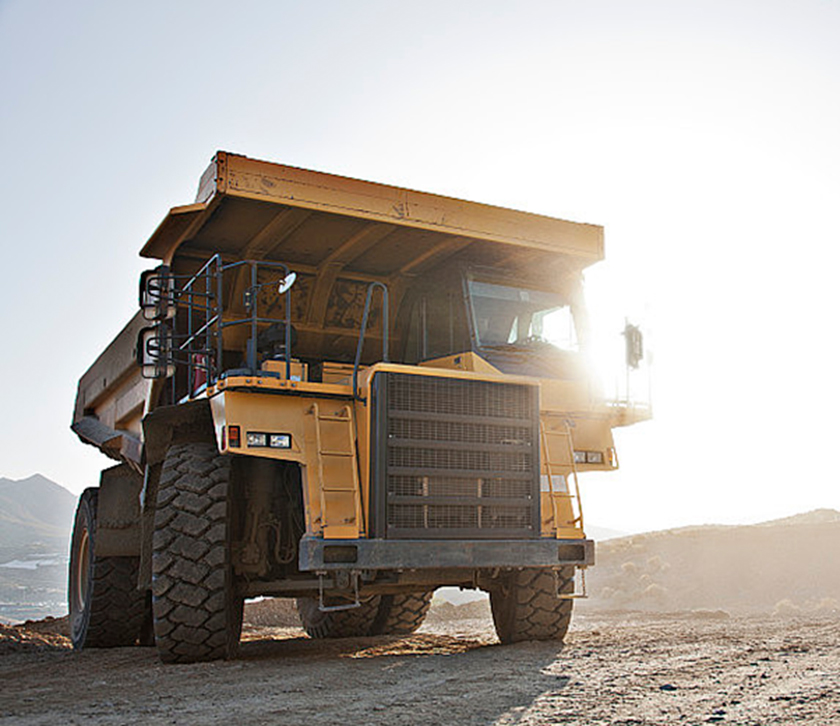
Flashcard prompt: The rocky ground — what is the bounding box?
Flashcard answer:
[2,602,839,725]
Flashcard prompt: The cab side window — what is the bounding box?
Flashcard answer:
[404,289,469,362]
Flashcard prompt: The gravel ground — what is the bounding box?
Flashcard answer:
[2,609,839,725]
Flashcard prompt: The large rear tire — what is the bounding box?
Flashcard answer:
[68,488,146,649]
[370,592,433,636]
[296,596,381,638]
[490,567,575,644]
[151,442,243,663]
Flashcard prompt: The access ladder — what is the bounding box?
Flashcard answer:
[310,402,364,539]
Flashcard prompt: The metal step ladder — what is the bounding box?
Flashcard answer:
[540,415,588,598]
[310,402,364,539]
[540,416,584,537]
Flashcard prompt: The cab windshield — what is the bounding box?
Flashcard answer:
[467,277,580,352]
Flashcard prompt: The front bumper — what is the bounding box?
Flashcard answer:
[299,536,594,571]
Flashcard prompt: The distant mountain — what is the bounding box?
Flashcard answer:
[0,475,76,551]
[0,475,76,621]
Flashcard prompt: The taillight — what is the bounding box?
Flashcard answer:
[228,425,241,448]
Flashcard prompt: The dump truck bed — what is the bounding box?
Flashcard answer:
[72,312,146,465]
[141,152,604,277]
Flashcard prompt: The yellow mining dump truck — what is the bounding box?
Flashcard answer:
[69,151,649,662]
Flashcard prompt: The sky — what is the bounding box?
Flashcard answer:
[1,0,839,534]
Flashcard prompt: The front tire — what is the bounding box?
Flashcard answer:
[490,567,575,644]
[370,592,433,636]
[68,488,146,649]
[151,442,243,663]
[296,596,381,638]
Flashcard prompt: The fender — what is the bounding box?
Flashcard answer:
[142,398,216,468]
[94,464,143,557]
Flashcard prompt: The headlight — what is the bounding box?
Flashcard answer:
[245,431,292,449]
[269,434,292,449]
[247,432,268,448]
[574,450,604,465]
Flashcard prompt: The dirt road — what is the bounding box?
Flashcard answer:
[2,610,839,725]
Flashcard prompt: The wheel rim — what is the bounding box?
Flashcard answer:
[73,528,91,613]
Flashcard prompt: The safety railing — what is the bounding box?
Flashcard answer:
[136,256,295,396]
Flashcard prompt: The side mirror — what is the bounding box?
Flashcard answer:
[136,325,175,379]
[277,271,297,295]
[140,266,176,321]
[623,322,644,369]
[244,270,296,313]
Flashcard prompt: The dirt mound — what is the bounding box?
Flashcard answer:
[17,615,70,636]
[425,597,492,624]
[0,621,70,654]
[244,597,301,627]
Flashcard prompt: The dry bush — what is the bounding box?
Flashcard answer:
[642,583,668,601]
[599,586,618,601]
[773,598,801,616]
[815,597,839,613]
[646,555,670,574]
[646,555,663,572]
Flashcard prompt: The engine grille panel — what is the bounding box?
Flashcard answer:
[372,372,540,539]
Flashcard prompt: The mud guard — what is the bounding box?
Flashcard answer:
[95,464,143,557]
[142,399,217,468]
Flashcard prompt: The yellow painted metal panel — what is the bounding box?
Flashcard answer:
[140,202,209,260]
[219,152,604,259]
[210,390,365,539]
[140,151,604,267]
[418,351,504,375]
[209,376,352,398]
[357,360,540,390]
[214,391,308,463]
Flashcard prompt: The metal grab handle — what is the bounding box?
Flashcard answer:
[240,260,292,380]
[352,282,389,400]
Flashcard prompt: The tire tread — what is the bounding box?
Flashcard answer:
[69,488,145,649]
[152,442,241,663]
[370,592,433,636]
[490,567,575,644]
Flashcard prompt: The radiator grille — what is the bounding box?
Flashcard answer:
[374,372,540,539]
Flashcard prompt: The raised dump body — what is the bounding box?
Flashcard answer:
[69,152,649,662]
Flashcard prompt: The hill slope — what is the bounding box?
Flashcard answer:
[582,509,840,614]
